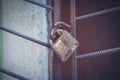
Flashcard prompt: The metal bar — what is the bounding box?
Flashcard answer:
[76,6,120,20]
[0,27,50,48]
[0,68,30,80]
[46,0,53,80]
[53,0,62,80]
[77,47,120,60]
[70,0,77,80]
[54,0,61,23]
[23,0,53,10]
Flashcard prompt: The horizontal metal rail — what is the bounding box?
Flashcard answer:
[76,6,120,20]
[0,68,30,80]
[23,0,53,10]
[0,27,50,48]
[77,47,120,60]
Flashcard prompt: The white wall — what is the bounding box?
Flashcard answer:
[2,0,49,80]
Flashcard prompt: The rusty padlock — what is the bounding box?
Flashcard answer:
[50,22,79,61]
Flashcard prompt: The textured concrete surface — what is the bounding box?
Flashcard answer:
[2,0,48,80]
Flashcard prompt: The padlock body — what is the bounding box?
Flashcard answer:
[51,30,79,61]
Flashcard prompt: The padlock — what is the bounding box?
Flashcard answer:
[50,26,79,61]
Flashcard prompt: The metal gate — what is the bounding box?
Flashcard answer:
[0,0,120,80]
[70,1,120,80]
[53,0,120,80]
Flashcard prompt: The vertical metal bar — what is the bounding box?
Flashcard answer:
[70,0,77,80]
[46,0,53,80]
[53,0,62,80]
[54,0,61,23]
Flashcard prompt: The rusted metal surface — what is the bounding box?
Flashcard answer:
[70,0,77,80]
[23,0,53,10]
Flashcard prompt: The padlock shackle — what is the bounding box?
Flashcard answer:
[54,21,71,28]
